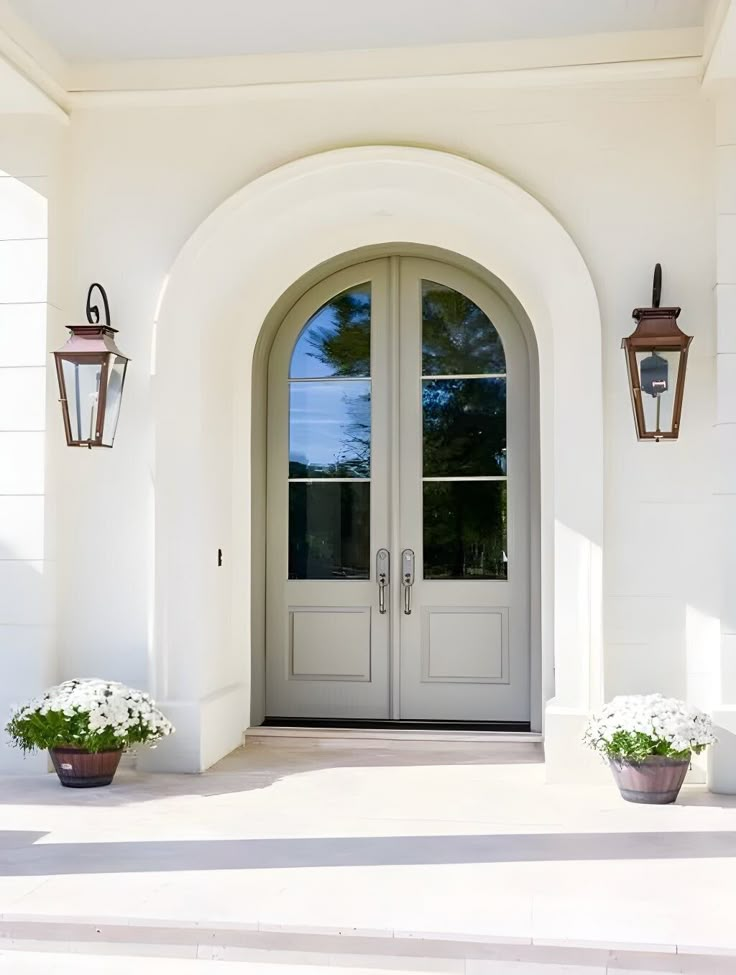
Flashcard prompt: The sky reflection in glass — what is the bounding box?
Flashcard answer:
[289,380,371,478]
[290,284,371,379]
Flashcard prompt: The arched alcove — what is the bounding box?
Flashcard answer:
[145,146,603,780]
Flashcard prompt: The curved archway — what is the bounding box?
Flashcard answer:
[147,146,603,779]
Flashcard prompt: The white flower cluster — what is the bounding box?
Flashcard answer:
[13,678,174,743]
[584,694,715,756]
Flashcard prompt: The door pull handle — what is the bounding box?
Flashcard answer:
[401,549,415,615]
[376,549,390,614]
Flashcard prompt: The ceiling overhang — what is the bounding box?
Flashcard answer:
[0,1,730,115]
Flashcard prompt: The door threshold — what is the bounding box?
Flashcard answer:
[246,720,542,744]
[263,717,531,732]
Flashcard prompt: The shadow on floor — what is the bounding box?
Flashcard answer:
[1,830,735,876]
[0,741,545,807]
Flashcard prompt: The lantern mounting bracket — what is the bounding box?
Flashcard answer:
[651,263,662,309]
[85,282,111,328]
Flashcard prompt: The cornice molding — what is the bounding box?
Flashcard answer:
[0,0,68,115]
[0,17,705,114]
[66,27,703,94]
[703,0,736,84]
[67,57,703,110]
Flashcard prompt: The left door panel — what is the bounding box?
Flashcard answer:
[266,260,391,719]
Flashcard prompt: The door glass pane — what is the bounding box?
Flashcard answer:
[423,481,507,580]
[289,380,370,478]
[288,281,372,581]
[423,378,506,477]
[421,279,509,580]
[289,482,370,580]
[422,281,505,376]
[291,284,371,378]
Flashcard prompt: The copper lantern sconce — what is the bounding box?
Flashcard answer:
[53,284,130,448]
[622,264,692,442]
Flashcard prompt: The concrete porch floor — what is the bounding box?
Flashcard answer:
[0,738,736,970]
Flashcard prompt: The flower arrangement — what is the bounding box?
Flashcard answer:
[584,694,715,762]
[6,679,174,754]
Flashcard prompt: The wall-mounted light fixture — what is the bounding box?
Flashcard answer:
[53,284,130,448]
[622,264,692,442]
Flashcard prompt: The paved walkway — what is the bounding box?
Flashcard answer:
[0,739,735,968]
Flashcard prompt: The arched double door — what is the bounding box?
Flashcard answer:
[266,257,531,724]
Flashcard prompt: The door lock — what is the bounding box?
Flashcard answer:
[401,549,415,615]
[376,548,390,614]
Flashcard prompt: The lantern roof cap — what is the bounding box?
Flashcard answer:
[632,305,681,320]
[624,305,691,351]
[57,323,128,359]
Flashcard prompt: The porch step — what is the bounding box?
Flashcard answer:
[0,919,733,973]
[245,725,543,745]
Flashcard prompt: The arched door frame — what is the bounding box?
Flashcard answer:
[147,146,603,781]
[260,249,539,727]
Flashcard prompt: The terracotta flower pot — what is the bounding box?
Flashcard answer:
[49,746,123,788]
[609,754,690,804]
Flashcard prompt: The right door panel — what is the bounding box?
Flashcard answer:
[397,259,531,722]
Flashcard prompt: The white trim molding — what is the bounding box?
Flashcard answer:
[67,57,703,111]
[0,0,69,116]
[65,27,703,96]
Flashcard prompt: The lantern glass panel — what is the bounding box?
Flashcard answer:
[61,358,102,443]
[102,355,127,446]
[635,349,681,437]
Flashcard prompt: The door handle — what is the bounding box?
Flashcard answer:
[376,548,390,614]
[401,549,415,615]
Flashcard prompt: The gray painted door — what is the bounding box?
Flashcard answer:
[266,257,530,722]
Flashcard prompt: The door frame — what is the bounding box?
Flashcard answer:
[254,244,542,730]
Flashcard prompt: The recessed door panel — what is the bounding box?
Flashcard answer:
[291,608,371,680]
[424,608,508,682]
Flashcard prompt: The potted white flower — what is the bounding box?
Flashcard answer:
[584,694,715,804]
[6,679,174,788]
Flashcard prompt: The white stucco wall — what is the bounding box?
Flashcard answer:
[1,71,717,772]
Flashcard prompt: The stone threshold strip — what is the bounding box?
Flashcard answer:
[0,917,735,972]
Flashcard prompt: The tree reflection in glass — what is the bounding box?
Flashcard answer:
[422,281,508,580]
[291,285,370,379]
[423,378,506,477]
[424,481,507,579]
[288,284,372,579]
[422,281,505,376]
